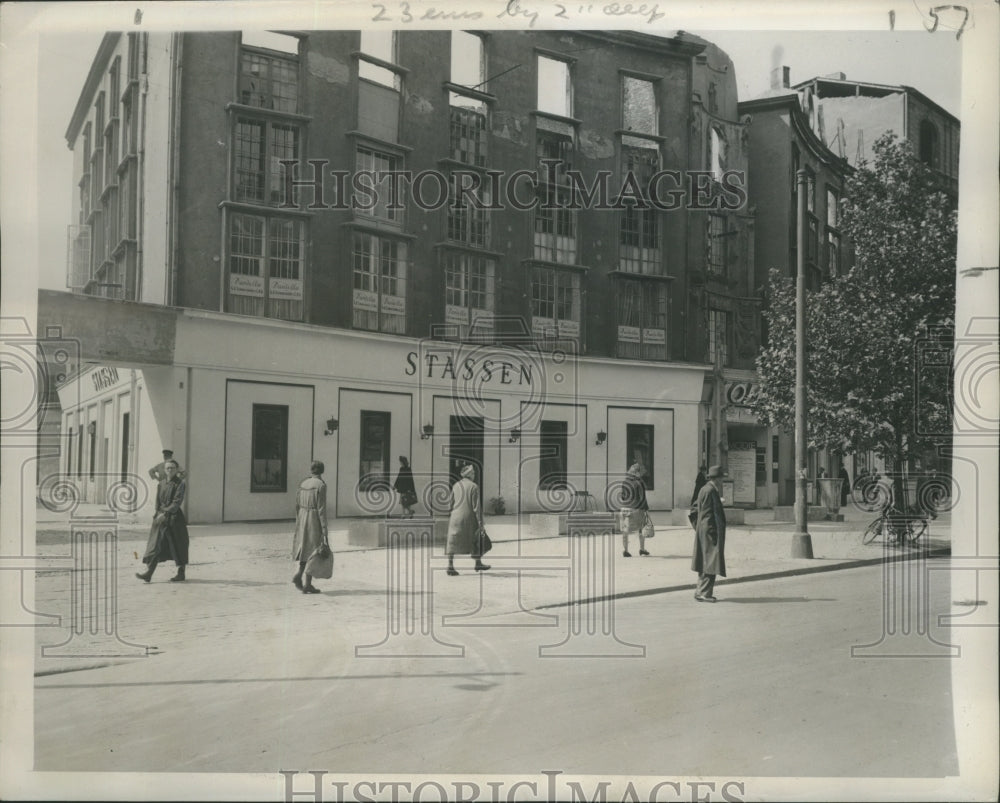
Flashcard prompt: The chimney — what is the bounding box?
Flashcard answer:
[770,65,790,90]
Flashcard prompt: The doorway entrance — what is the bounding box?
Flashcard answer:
[448,415,484,506]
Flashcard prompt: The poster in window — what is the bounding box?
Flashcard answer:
[230,274,265,297]
[353,288,378,312]
[269,277,302,300]
[381,294,405,315]
[558,319,580,337]
[617,325,641,343]
[642,328,665,344]
[445,304,469,324]
[532,317,557,339]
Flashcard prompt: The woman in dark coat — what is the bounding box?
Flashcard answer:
[393,456,417,518]
[292,461,328,594]
[446,464,489,575]
[690,464,727,602]
[137,460,189,582]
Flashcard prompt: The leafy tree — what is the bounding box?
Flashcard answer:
[752,134,956,505]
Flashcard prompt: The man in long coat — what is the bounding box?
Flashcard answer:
[446,464,489,575]
[690,464,727,602]
[137,460,189,582]
[292,461,328,594]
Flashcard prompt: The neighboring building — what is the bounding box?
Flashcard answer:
[794,71,960,197]
[47,29,763,522]
[739,67,854,505]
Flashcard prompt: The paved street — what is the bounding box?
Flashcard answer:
[31,507,958,778]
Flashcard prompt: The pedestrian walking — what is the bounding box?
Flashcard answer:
[148,448,186,482]
[446,464,490,576]
[136,459,189,583]
[689,464,727,602]
[620,463,651,558]
[393,455,417,518]
[292,461,328,594]
[690,464,708,506]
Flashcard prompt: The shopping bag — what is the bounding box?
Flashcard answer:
[641,511,655,539]
[478,527,493,555]
[305,541,334,579]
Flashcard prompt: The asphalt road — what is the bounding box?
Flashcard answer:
[35,561,957,778]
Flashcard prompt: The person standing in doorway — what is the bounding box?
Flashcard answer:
[292,461,328,594]
[690,464,727,602]
[621,463,651,558]
[137,459,189,582]
[446,464,490,575]
[838,463,851,508]
[393,456,417,518]
[148,449,186,482]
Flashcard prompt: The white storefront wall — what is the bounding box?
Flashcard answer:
[56,312,705,523]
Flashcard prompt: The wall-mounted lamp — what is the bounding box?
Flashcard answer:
[421,424,435,440]
[509,427,521,444]
[595,430,607,446]
[323,417,339,436]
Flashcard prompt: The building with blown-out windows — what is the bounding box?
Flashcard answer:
[44,28,767,522]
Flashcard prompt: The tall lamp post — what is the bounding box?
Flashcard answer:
[792,168,814,558]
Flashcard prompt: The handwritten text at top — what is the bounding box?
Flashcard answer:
[370,1,666,27]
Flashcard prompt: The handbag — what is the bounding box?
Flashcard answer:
[687,507,698,529]
[640,511,655,539]
[478,526,493,555]
[305,540,334,579]
[401,490,418,508]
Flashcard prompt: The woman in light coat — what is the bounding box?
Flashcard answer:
[292,461,328,594]
[446,464,490,575]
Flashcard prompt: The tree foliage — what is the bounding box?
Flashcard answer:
[752,134,956,470]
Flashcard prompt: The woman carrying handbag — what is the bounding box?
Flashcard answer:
[292,461,330,594]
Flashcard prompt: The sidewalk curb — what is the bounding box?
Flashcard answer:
[535,545,952,610]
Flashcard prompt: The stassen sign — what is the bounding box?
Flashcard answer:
[91,366,121,392]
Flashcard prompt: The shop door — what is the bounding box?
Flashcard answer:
[449,415,484,507]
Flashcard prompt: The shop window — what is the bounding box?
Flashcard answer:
[443,251,495,341]
[625,424,654,489]
[531,266,580,347]
[251,404,288,492]
[537,55,571,117]
[359,411,391,491]
[538,420,568,490]
[227,212,304,321]
[352,231,407,334]
[615,278,667,361]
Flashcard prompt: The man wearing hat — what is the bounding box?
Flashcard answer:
[149,449,186,483]
[690,464,727,602]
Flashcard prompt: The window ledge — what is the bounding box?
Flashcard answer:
[351,51,409,75]
[342,220,416,240]
[225,102,311,123]
[444,82,496,104]
[437,157,491,174]
[434,242,504,260]
[530,110,582,128]
[609,269,676,282]
[346,131,413,154]
[219,199,315,218]
[616,129,666,144]
[521,258,590,273]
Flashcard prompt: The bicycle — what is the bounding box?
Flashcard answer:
[862,505,929,546]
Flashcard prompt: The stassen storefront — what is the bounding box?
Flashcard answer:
[55,308,706,523]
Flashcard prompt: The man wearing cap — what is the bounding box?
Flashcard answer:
[690,464,727,602]
[149,449,186,483]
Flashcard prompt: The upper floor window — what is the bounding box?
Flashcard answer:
[709,126,727,182]
[94,93,105,137]
[707,307,730,366]
[534,129,576,264]
[531,266,580,346]
[618,142,661,274]
[623,76,657,136]
[239,38,298,113]
[451,31,484,90]
[352,231,407,335]
[359,30,398,87]
[537,55,571,118]
[919,119,939,169]
[444,251,495,341]
[447,173,490,248]
[826,187,840,229]
[127,32,140,80]
[358,31,401,141]
[615,278,667,361]
[707,214,727,276]
[355,145,404,223]
[109,58,120,109]
[233,117,300,206]
[449,32,488,167]
[227,212,304,321]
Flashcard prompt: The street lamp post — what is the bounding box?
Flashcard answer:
[792,168,814,558]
